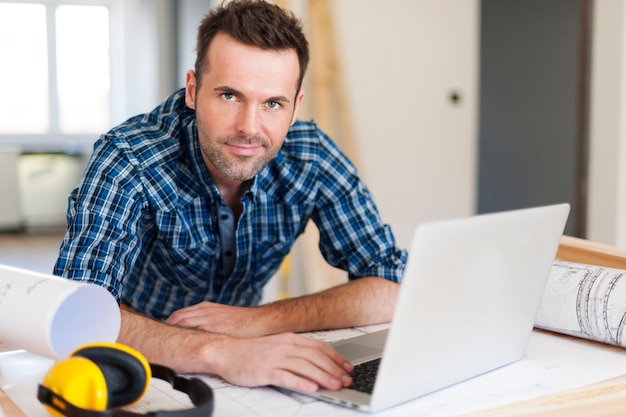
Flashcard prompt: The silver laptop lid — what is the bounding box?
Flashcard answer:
[370,203,570,411]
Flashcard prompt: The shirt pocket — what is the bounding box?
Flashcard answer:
[152,207,221,290]
[151,236,220,290]
[247,202,311,283]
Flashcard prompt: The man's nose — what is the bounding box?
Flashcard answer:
[236,104,260,136]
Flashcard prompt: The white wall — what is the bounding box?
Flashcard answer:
[177,0,214,87]
[327,0,626,251]
[331,0,480,248]
[110,0,179,124]
[587,0,626,248]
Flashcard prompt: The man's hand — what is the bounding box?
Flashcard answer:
[166,277,400,337]
[214,333,354,392]
[120,309,353,393]
[166,301,263,337]
[144,278,399,392]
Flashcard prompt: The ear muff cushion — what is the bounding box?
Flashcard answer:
[73,344,150,408]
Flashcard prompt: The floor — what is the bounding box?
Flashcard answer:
[0,231,64,274]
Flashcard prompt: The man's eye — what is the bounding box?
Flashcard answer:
[221,93,235,101]
[267,101,281,110]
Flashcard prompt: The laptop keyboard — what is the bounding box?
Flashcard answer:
[350,358,381,394]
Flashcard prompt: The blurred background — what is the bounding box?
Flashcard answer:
[0,0,624,298]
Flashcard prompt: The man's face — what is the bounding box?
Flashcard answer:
[185,32,304,184]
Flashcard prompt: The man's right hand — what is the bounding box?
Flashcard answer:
[213,332,353,392]
[118,308,353,393]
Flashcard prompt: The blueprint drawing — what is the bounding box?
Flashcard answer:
[535,260,626,347]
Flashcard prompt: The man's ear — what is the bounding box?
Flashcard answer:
[291,90,305,126]
[185,70,197,110]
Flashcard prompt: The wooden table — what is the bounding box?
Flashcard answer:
[481,375,626,416]
[466,333,626,416]
[0,390,27,417]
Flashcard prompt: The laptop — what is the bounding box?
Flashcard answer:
[301,203,570,412]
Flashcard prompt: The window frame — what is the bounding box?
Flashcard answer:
[0,0,118,154]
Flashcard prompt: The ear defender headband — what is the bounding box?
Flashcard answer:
[37,342,214,417]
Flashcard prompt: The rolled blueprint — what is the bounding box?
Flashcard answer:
[0,264,120,359]
[535,260,626,347]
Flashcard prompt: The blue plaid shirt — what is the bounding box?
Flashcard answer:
[54,89,407,320]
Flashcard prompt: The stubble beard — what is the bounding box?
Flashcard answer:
[198,124,276,181]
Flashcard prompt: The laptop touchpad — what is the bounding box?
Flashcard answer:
[334,343,381,363]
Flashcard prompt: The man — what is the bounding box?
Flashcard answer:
[55,0,406,393]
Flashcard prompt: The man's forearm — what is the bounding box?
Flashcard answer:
[258,277,400,334]
[118,308,225,374]
[166,277,400,338]
[117,308,355,393]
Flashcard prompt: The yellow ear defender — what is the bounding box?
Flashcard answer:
[37,342,214,417]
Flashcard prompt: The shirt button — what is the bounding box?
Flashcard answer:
[221,214,229,220]
[225,250,233,257]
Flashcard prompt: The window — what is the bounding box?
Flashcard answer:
[0,0,112,150]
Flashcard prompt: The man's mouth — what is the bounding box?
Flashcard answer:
[226,142,263,156]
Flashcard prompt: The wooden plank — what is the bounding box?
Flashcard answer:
[556,235,626,270]
[307,0,358,167]
[0,392,26,417]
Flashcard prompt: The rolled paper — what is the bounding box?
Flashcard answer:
[0,264,120,359]
[536,260,626,347]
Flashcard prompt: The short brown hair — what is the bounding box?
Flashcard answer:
[195,0,309,92]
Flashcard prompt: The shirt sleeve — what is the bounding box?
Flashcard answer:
[53,134,146,301]
[311,130,407,283]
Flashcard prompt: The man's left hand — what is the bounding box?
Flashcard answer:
[166,301,266,337]
[166,278,399,337]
